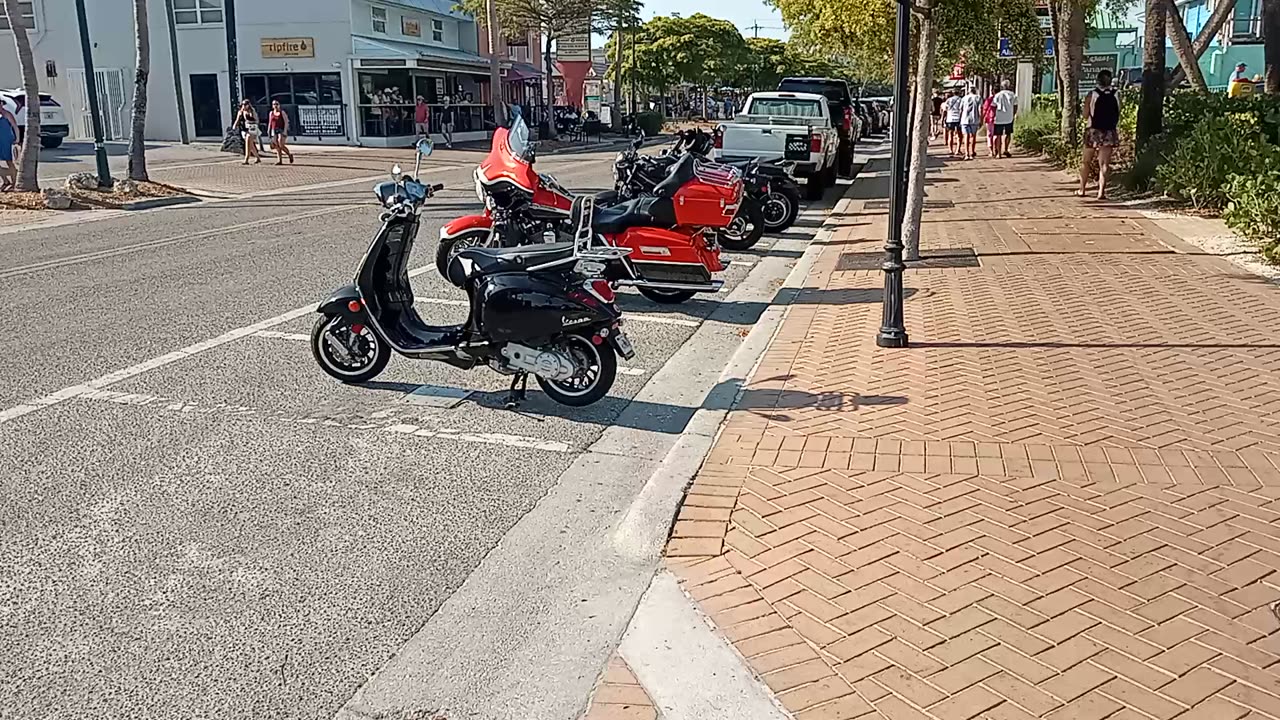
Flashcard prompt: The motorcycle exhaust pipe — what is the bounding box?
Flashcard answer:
[616,279,725,292]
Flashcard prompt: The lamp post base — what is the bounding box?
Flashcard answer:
[876,328,910,348]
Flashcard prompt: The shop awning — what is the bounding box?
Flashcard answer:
[352,35,490,71]
[505,62,542,81]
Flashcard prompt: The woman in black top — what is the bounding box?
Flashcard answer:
[1079,70,1120,200]
[233,99,262,165]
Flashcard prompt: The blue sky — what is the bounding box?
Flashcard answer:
[640,0,790,40]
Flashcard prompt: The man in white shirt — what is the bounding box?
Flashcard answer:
[960,86,981,160]
[991,80,1018,158]
[943,87,964,158]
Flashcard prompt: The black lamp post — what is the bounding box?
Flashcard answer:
[876,0,911,349]
[73,0,112,187]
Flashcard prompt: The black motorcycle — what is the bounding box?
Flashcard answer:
[311,140,635,408]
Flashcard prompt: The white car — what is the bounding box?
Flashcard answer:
[1,89,71,149]
[713,91,840,200]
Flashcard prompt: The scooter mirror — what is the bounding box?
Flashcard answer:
[416,138,434,157]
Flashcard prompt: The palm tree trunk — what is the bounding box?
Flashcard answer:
[902,0,937,262]
[1170,0,1238,85]
[544,32,558,139]
[128,0,151,181]
[1165,0,1209,92]
[1057,0,1086,146]
[1265,0,1280,93]
[3,0,41,191]
[611,28,623,131]
[1138,0,1167,146]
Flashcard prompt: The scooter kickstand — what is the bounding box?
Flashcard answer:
[504,372,529,410]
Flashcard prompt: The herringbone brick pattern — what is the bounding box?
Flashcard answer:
[580,653,659,720]
[665,150,1280,719]
[671,469,1280,720]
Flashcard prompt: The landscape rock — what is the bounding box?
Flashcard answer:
[43,189,73,210]
[114,179,140,195]
[65,173,99,191]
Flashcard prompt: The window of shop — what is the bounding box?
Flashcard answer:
[242,73,346,136]
[372,6,388,33]
[0,0,35,30]
[358,69,490,137]
[173,0,222,25]
[431,19,444,42]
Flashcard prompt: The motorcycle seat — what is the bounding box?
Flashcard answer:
[446,242,577,286]
[592,197,674,234]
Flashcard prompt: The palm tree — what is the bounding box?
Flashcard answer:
[128,0,151,181]
[3,0,41,191]
[1265,0,1279,93]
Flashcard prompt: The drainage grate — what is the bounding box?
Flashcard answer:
[836,247,980,271]
[864,199,954,209]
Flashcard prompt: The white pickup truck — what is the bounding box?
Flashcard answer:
[712,91,840,199]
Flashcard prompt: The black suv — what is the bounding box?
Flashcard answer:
[777,77,855,177]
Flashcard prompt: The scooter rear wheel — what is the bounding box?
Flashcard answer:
[311,315,391,384]
[536,333,617,407]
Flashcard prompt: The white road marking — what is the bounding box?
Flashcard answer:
[253,330,311,341]
[0,205,363,280]
[71,387,567,452]
[622,312,701,327]
[618,367,647,376]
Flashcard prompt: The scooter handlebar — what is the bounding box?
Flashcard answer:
[431,183,445,192]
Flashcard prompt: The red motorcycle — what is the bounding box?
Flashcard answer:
[438,116,741,303]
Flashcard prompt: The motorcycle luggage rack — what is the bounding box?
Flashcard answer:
[570,195,630,262]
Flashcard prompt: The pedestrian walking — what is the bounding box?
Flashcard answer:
[268,100,294,165]
[991,80,1017,158]
[414,96,431,140]
[930,90,944,140]
[960,85,981,160]
[981,91,997,157]
[944,87,963,157]
[441,99,455,148]
[234,99,262,165]
[0,102,17,192]
[1079,69,1120,200]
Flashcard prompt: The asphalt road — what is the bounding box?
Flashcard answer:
[0,144,843,719]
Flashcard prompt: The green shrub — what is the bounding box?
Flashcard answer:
[635,111,665,137]
[1155,113,1277,209]
[1164,90,1280,145]
[1013,105,1059,154]
[1225,168,1280,264]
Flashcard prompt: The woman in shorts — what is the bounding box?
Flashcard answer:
[267,100,294,165]
[233,99,262,165]
[1079,70,1120,200]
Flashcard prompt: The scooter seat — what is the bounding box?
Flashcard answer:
[592,197,678,234]
[446,242,577,286]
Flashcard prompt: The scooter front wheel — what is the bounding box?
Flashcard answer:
[536,332,618,407]
[311,314,391,384]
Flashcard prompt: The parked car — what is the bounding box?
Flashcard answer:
[777,77,856,177]
[0,89,70,149]
[713,91,840,200]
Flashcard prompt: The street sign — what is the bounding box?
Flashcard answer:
[998,38,1014,58]
[1044,36,1055,57]
[261,37,314,58]
[584,78,602,114]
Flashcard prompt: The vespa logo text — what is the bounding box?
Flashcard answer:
[562,316,591,327]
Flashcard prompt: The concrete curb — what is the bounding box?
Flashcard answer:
[117,195,203,211]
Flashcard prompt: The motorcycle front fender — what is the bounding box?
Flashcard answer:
[441,214,493,240]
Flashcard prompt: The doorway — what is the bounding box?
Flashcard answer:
[190,74,222,137]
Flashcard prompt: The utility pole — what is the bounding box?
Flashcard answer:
[73,0,112,187]
[163,0,190,143]
[629,25,637,115]
[225,0,239,111]
[485,0,506,127]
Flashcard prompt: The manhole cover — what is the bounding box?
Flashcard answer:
[835,247,979,271]
[864,199,954,209]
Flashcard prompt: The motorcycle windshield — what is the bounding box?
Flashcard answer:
[478,116,539,193]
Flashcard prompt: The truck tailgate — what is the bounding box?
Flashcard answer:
[719,123,812,162]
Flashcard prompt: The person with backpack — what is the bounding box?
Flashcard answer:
[1079,69,1120,200]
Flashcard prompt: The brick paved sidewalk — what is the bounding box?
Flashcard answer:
[663,148,1280,719]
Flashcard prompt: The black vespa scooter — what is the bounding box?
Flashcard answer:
[311,139,634,408]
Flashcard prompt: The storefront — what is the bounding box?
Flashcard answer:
[352,35,493,147]
[241,72,347,139]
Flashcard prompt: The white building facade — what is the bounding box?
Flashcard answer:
[0,0,507,146]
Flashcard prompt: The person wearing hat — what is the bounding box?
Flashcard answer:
[1229,62,1252,97]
